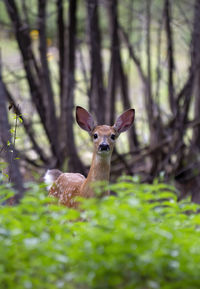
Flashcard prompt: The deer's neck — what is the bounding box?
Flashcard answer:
[81,153,111,197]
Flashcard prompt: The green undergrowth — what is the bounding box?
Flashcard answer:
[0,179,200,289]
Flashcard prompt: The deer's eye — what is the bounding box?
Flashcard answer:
[111,134,116,140]
[93,133,98,139]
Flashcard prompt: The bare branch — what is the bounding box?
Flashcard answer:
[5,86,49,164]
[164,0,176,115]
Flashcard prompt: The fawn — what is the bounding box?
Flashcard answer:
[44,106,135,208]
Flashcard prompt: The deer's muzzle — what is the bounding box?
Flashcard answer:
[99,143,110,152]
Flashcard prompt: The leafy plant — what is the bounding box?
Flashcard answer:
[0,180,200,289]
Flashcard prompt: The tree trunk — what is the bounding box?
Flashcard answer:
[106,0,119,125]
[57,0,65,102]
[192,0,200,148]
[87,0,105,124]
[38,0,61,164]
[60,0,85,174]
[0,69,25,203]
[164,0,176,116]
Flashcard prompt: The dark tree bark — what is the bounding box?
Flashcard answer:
[192,0,200,148]
[175,1,198,128]
[164,0,200,181]
[145,0,163,148]
[155,4,164,110]
[57,0,65,100]
[38,0,58,146]
[5,86,48,164]
[0,67,25,203]
[164,0,176,116]
[106,0,118,125]
[87,0,105,124]
[106,0,138,148]
[146,0,153,129]
[60,0,85,174]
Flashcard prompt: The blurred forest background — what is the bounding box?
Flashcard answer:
[0,0,200,202]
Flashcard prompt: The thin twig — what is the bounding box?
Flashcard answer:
[9,107,19,182]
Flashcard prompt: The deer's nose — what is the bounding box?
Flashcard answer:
[99,143,110,151]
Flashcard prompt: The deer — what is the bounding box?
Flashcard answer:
[44,106,135,208]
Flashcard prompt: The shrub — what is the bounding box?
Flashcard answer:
[0,179,200,289]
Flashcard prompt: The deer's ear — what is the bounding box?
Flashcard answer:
[113,109,135,133]
[76,106,95,133]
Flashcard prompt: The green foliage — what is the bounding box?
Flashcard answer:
[0,180,200,289]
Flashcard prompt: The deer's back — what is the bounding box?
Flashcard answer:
[49,173,86,207]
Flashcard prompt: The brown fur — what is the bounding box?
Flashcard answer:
[47,106,135,208]
[49,126,115,207]
[49,173,85,207]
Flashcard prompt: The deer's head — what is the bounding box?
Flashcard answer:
[76,106,135,157]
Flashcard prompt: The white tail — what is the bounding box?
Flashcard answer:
[44,169,62,190]
[44,106,135,208]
